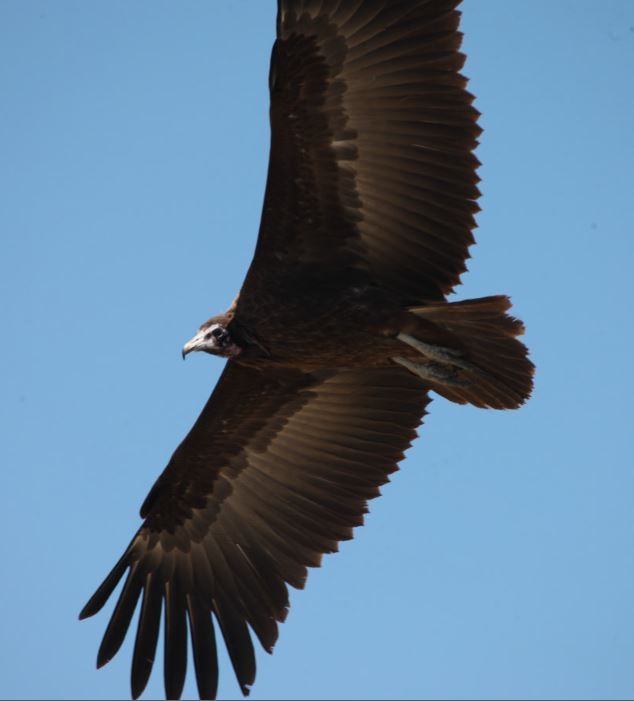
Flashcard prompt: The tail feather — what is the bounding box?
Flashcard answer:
[411,295,534,410]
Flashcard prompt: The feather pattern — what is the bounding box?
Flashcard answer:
[238,0,480,320]
[81,364,430,698]
[80,2,534,698]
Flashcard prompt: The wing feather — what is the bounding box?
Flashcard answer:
[96,563,144,669]
[186,593,218,701]
[82,362,430,698]
[164,578,188,701]
[131,572,163,700]
[238,0,479,315]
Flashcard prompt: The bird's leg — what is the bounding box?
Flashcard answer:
[397,333,467,367]
[393,333,488,385]
[392,356,471,386]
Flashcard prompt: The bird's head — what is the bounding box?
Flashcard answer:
[182,316,242,359]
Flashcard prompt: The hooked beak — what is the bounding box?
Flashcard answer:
[182,328,207,359]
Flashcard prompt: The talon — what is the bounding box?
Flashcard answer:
[396,333,486,376]
[392,356,472,386]
[397,333,463,361]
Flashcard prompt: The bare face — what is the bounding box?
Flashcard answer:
[182,322,242,359]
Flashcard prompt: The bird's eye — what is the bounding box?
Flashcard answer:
[211,327,226,340]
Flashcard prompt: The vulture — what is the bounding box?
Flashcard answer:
[80,1,534,699]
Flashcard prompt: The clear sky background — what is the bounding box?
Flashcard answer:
[1,1,633,699]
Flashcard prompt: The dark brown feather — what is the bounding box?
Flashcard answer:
[96,563,143,669]
[131,573,162,700]
[186,594,218,701]
[238,0,480,319]
[83,363,430,698]
[80,2,533,698]
[164,579,187,700]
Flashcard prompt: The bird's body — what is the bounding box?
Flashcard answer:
[81,2,534,699]
[212,284,529,408]
[230,280,410,368]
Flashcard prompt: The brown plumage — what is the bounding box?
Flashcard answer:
[80,1,534,699]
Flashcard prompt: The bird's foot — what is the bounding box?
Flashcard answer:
[396,333,486,376]
[397,333,465,366]
[393,333,491,385]
[392,356,471,386]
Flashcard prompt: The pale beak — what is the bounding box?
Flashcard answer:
[181,328,208,359]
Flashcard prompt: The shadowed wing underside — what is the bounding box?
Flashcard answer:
[81,364,430,698]
[239,0,481,315]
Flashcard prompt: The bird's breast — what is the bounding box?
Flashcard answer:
[233,287,397,370]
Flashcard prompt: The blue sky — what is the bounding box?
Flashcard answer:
[1,1,633,699]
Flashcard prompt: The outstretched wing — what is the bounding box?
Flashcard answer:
[81,361,430,699]
[239,0,481,312]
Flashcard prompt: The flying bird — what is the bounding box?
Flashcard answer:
[80,1,534,699]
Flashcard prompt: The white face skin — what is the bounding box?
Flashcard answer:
[182,323,242,358]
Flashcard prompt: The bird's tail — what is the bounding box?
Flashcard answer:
[406,295,534,409]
